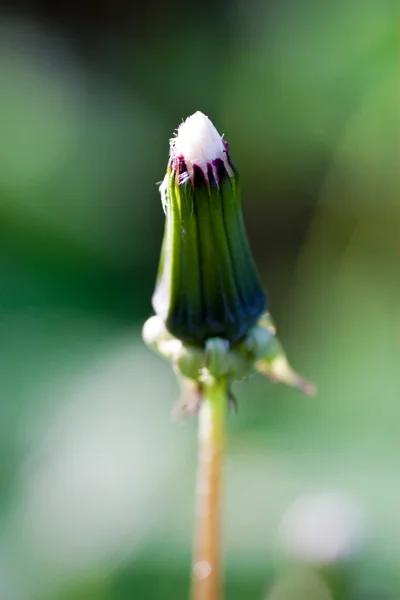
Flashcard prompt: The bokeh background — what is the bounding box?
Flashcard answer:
[0,0,398,598]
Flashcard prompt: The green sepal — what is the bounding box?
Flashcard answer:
[152,158,266,347]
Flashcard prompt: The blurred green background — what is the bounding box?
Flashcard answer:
[0,0,398,598]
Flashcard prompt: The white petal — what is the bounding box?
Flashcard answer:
[170,111,225,174]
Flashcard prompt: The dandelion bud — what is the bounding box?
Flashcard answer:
[152,111,266,346]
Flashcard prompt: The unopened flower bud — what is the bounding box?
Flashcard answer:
[152,111,266,347]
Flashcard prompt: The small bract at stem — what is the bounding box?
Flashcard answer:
[191,377,227,600]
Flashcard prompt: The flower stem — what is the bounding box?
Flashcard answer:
[191,377,228,600]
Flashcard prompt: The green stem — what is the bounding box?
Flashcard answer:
[191,377,228,600]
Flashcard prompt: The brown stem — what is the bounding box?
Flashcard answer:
[191,378,227,600]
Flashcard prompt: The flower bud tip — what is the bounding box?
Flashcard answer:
[170,111,225,175]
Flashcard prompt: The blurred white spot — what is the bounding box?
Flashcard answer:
[279,492,365,565]
[193,560,212,580]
